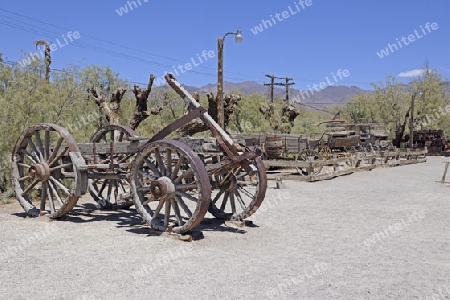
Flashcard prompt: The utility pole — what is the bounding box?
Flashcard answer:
[273,76,295,102]
[264,75,295,102]
[281,77,295,102]
[264,74,275,102]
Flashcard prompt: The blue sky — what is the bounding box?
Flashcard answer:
[0,0,448,90]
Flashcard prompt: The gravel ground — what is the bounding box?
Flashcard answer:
[0,156,449,300]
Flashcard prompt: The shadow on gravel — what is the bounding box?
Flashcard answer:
[16,202,260,239]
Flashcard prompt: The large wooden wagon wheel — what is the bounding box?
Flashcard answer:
[130,140,211,234]
[88,125,137,209]
[297,149,323,175]
[207,155,267,221]
[11,124,86,218]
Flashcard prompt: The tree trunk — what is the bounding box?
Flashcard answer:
[126,74,162,130]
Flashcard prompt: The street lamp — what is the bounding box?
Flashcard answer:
[217,28,243,129]
[408,90,422,149]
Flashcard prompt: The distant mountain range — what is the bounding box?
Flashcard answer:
[181,80,450,111]
[182,80,368,110]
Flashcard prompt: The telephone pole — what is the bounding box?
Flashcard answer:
[273,76,295,102]
[264,74,275,102]
[264,75,295,102]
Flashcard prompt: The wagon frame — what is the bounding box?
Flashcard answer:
[11,74,267,234]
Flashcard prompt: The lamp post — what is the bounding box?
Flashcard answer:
[408,90,421,149]
[217,28,243,129]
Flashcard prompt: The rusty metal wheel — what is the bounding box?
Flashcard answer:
[11,124,86,218]
[130,140,211,234]
[88,125,137,209]
[208,156,267,221]
[298,149,323,175]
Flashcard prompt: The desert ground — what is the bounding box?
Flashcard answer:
[0,156,449,300]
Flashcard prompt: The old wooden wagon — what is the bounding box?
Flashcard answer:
[11,74,267,234]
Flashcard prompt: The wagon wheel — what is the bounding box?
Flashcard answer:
[88,125,137,209]
[11,124,84,218]
[319,146,331,159]
[344,146,356,153]
[207,155,267,221]
[130,140,211,234]
[297,149,323,175]
[365,143,374,153]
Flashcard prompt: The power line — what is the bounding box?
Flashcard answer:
[0,8,265,83]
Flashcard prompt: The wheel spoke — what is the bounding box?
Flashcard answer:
[44,130,50,160]
[175,190,199,203]
[173,168,194,184]
[106,180,113,202]
[49,176,71,196]
[153,199,165,217]
[238,186,256,199]
[18,163,32,168]
[98,180,108,196]
[20,148,38,164]
[21,179,39,196]
[47,137,64,164]
[171,198,183,226]
[230,193,237,214]
[27,137,43,162]
[48,147,69,167]
[49,163,72,172]
[144,158,161,177]
[138,169,157,181]
[166,149,172,177]
[164,200,171,226]
[220,191,230,211]
[40,183,47,211]
[175,183,198,190]
[211,188,225,204]
[47,182,55,214]
[175,196,192,218]
[154,149,167,176]
[234,191,247,210]
[18,175,30,182]
[137,185,151,193]
[35,131,45,161]
[171,155,185,179]
[48,180,64,207]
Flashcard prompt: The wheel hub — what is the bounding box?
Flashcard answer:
[29,162,50,182]
[150,176,175,200]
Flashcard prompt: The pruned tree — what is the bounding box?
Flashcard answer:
[89,86,126,126]
[126,74,162,130]
[89,73,162,131]
[177,92,241,136]
[34,40,51,82]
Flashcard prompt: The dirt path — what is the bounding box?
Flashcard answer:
[0,157,449,300]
